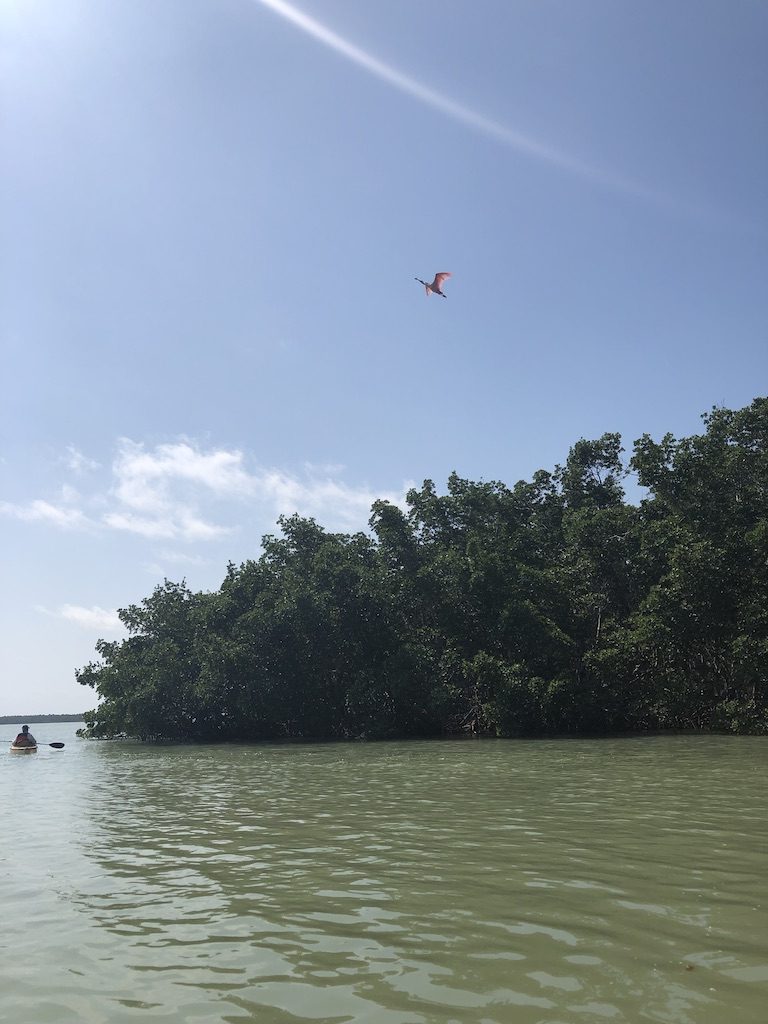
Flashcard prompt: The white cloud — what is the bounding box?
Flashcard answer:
[100,439,253,538]
[157,549,209,565]
[106,439,407,539]
[102,511,177,539]
[103,508,230,541]
[0,499,90,529]
[60,604,124,631]
[65,446,100,474]
[112,439,254,511]
[59,484,81,504]
[143,549,210,578]
[255,468,407,530]
[2,438,410,544]
[303,460,346,476]
[37,604,125,632]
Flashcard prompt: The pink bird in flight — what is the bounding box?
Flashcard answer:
[415,272,451,298]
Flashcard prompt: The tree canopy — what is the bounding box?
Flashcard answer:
[78,398,768,740]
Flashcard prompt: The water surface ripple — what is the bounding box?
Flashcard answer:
[2,729,766,1023]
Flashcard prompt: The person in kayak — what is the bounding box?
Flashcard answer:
[13,725,37,747]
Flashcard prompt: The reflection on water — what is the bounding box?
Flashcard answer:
[2,729,767,1022]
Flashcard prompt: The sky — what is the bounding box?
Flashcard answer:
[1,0,766,714]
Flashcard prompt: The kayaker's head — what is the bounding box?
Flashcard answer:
[21,725,29,733]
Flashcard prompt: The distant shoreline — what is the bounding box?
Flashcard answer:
[0,714,85,724]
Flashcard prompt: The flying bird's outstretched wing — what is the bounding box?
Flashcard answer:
[432,272,451,288]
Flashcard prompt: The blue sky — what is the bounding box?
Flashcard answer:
[1,0,766,714]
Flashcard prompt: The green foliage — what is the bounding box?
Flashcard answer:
[79,399,768,740]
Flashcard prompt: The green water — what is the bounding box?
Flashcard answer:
[2,726,766,1023]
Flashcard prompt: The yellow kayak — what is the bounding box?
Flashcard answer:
[10,744,38,754]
